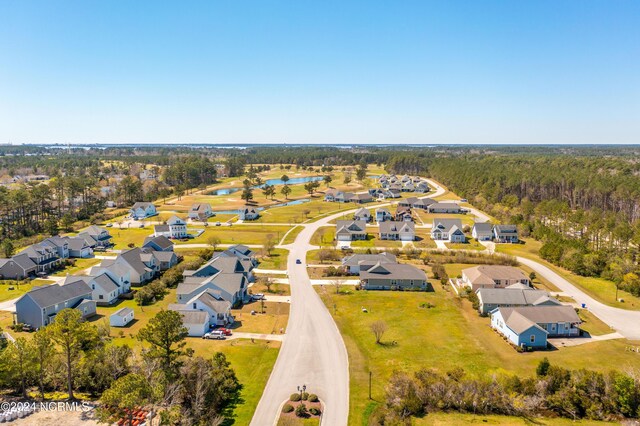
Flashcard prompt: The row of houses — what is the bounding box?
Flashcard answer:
[0,226,113,280]
[354,207,413,223]
[13,235,179,329]
[335,220,417,242]
[172,245,257,336]
[378,174,430,193]
[325,190,375,204]
[131,202,217,222]
[472,223,519,243]
[457,264,581,349]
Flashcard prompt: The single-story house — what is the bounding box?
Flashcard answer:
[398,197,418,208]
[342,252,397,274]
[412,198,435,210]
[110,307,134,327]
[143,235,174,252]
[394,206,413,222]
[348,193,373,204]
[472,222,494,241]
[353,208,372,222]
[491,305,581,349]
[431,219,466,242]
[335,220,368,241]
[461,265,531,291]
[494,225,519,243]
[427,202,462,214]
[130,202,157,220]
[477,287,561,315]
[15,281,96,328]
[189,203,214,221]
[359,262,428,290]
[415,182,430,193]
[379,221,416,241]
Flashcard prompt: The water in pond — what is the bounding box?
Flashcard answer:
[260,176,324,187]
[208,187,241,196]
[270,198,310,208]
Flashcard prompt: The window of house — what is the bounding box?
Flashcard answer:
[530,335,535,343]
[193,303,197,309]
[99,295,103,299]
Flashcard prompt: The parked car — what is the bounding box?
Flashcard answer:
[203,331,225,340]
[105,223,113,228]
[296,259,302,264]
[216,328,232,336]
[215,222,221,226]
[251,293,265,300]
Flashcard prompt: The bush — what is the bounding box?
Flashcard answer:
[282,404,294,413]
[309,407,321,416]
[301,391,309,400]
[308,393,319,402]
[295,403,309,418]
[290,393,301,402]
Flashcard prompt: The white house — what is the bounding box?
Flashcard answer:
[431,218,466,242]
[239,207,259,221]
[130,202,157,219]
[189,203,213,221]
[353,208,372,222]
[375,208,392,223]
[154,216,187,239]
[472,222,493,241]
[110,307,134,327]
[178,310,209,336]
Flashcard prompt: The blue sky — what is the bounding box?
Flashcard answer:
[0,1,638,144]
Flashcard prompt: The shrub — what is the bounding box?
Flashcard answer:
[295,403,309,418]
[301,391,309,400]
[309,407,321,416]
[282,404,294,413]
[290,393,301,402]
[308,393,319,402]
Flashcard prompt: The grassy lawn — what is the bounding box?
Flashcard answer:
[51,257,102,276]
[310,226,335,246]
[316,285,640,425]
[110,227,153,250]
[177,225,293,245]
[445,238,485,251]
[416,413,613,425]
[413,230,437,248]
[250,279,291,296]
[414,210,474,226]
[281,226,304,245]
[232,301,290,334]
[496,239,640,310]
[578,308,615,336]
[257,248,289,270]
[306,249,340,265]
[277,417,320,425]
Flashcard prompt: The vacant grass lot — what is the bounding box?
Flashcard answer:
[51,257,102,276]
[316,285,640,426]
[177,225,293,245]
[110,227,153,249]
[496,239,640,310]
[257,248,289,270]
[414,210,475,226]
[0,280,51,303]
[445,238,485,251]
[233,301,290,334]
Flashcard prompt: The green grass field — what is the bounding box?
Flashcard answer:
[177,225,293,245]
[110,227,153,249]
[316,285,640,425]
[281,226,304,245]
[496,239,640,310]
[50,257,102,276]
[445,238,485,251]
[257,248,289,270]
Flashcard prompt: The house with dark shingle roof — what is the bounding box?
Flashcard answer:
[143,235,174,252]
[379,221,415,241]
[493,224,519,243]
[359,262,428,290]
[427,202,462,214]
[335,220,367,241]
[342,252,397,274]
[431,218,466,242]
[0,253,37,280]
[15,281,96,328]
[21,242,64,273]
[472,222,493,241]
[477,287,561,315]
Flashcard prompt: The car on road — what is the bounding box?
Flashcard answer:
[460,198,468,202]
[203,331,225,340]
[215,222,221,226]
[105,223,113,227]
[251,293,265,300]
[340,245,350,250]
[296,259,302,264]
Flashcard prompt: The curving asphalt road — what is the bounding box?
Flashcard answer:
[250,182,446,426]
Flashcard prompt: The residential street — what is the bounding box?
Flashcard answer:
[250,183,446,426]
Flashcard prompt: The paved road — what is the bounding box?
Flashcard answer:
[517,256,640,340]
[250,183,447,426]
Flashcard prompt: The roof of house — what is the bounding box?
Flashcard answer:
[190,203,212,212]
[66,236,90,251]
[177,310,209,325]
[429,202,461,210]
[412,198,435,206]
[229,244,253,256]
[10,253,37,270]
[154,224,171,233]
[144,235,174,250]
[149,250,177,263]
[463,265,529,285]
[21,281,92,309]
[336,220,367,235]
[432,218,463,233]
[192,290,232,314]
[132,202,155,209]
[243,207,258,214]
[477,288,559,307]
[93,273,120,293]
[359,262,426,281]
[111,307,134,318]
[354,207,370,216]
[494,224,518,235]
[349,193,373,201]
[342,252,397,267]
[167,215,185,225]
[375,207,390,214]
[119,248,151,276]
[473,222,493,233]
[499,305,581,334]
[379,221,415,234]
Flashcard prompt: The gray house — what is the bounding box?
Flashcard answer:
[427,202,462,214]
[431,218,466,242]
[476,287,561,315]
[78,225,113,248]
[342,252,397,274]
[0,254,37,280]
[379,221,415,241]
[472,222,493,241]
[359,262,428,290]
[15,281,96,328]
[494,225,519,243]
[335,220,367,241]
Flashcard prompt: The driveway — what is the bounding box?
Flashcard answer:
[434,240,448,250]
[549,332,623,348]
[251,184,446,426]
[517,256,640,340]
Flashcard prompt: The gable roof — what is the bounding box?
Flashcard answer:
[10,253,37,270]
[178,310,208,325]
[429,202,461,210]
[112,307,134,318]
[360,262,426,281]
[379,221,415,234]
[494,224,518,235]
[500,306,581,333]
[432,218,463,233]
[463,265,528,285]
[190,203,212,212]
[477,288,558,306]
[132,202,155,210]
[342,252,397,267]
[21,281,92,309]
[143,235,174,250]
[473,222,493,233]
[336,220,367,235]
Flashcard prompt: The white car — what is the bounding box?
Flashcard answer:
[203,331,225,340]
[252,293,265,300]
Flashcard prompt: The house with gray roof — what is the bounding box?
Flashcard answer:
[107,248,158,285]
[476,287,561,315]
[78,225,113,248]
[491,305,581,349]
[348,193,374,204]
[431,218,466,242]
[21,242,64,273]
[335,220,367,241]
[143,235,174,252]
[170,290,233,327]
[379,221,415,241]
[472,222,493,241]
[15,281,96,328]
[130,202,157,220]
[177,310,209,336]
[0,254,37,280]
[359,262,428,290]
[342,252,397,274]
[110,307,134,327]
[239,206,259,221]
[493,224,519,243]
[375,208,392,223]
[427,202,462,214]
[65,236,94,258]
[189,203,213,221]
[353,208,372,222]
[154,216,187,239]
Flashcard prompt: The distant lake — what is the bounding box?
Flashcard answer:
[260,176,324,187]
[208,187,241,196]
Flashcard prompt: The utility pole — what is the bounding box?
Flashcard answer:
[369,371,372,399]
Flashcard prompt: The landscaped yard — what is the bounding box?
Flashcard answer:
[316,286,640,425]
[496,239,640,310]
